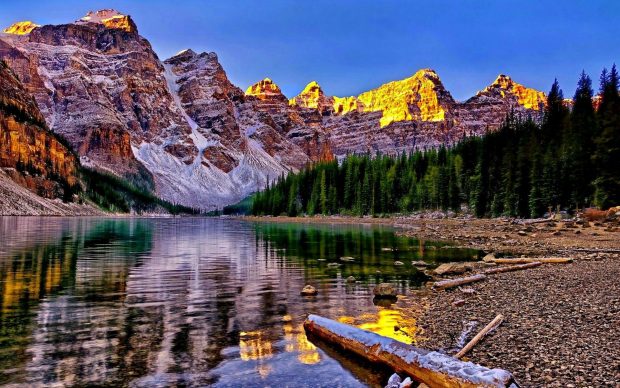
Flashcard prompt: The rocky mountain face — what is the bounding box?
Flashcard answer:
[0,10,546,209]
[0,59,79,200]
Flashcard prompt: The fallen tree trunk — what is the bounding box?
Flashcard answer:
[455,314,504,359]
[483,262,542,275]
[490,257,572,264]
[432,274,487,290]
[304,315,516,388]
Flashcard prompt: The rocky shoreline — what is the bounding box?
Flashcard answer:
[243,214,620,386]
[415,253,620,387]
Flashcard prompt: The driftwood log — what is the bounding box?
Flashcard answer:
[455,314,504,359]
[432,274,487,290]
[483,262,542,275]
[304,315,516,388]
[490,257,572,264]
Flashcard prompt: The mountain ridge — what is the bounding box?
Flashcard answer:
[0,10,547,210]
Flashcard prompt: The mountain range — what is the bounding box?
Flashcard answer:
[0,10,547,210]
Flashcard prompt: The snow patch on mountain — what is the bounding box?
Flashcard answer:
[132,139,287,210]
[78,9,125,24]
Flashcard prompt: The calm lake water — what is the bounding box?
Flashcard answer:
[0,217,480,387]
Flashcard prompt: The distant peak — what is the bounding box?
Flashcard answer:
[245,78,285,99]
[289,80,330,110]
[81,9,124,21]
[3,21,40,35]
[491,74,515,88]
[417,68,438,75]
[77,9,136,33]
[172,48,197,59]
[412,68,440,79]
[481,74,546,110]
[304,80,321,90]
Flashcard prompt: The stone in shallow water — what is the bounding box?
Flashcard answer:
[373,283,397,297]
[300,285,318,296]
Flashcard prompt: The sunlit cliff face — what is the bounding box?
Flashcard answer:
[245,78,285,100]
[356,68,451,126]
[481,74,546,110]
[288,81,332,111]
[289,69,453,127]
[3,21,40,35]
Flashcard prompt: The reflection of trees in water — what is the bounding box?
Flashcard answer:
[0,218,153,385]
[0,219,478,387]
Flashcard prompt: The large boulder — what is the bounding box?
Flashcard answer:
[606,206,620,220]
[433,262,476,276]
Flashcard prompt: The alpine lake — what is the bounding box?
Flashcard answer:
[0,217,481,387]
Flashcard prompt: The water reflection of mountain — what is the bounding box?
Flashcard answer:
[0,218,480,387]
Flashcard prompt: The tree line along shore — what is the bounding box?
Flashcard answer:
[250,66,620,219]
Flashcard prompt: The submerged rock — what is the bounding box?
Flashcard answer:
[300,285,318,296]
[373,283,397,297]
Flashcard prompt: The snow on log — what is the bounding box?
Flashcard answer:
[483,262,542,275]
[432,274,487,290]
[304,314,516,388]
[490,257,573,264]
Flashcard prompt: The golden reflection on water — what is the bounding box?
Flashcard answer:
[1,251,68,314]
[239,330,274,361]
[339,307,418,345]
[282,315,320,365]
[239,315,320,367]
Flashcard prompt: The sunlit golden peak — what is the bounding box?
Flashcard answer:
[491,74,515,88]
[303,80,321,91]
[289,80,332,110]
[481,74,546,110]
[415,68,439,77]
[354,67,451,126]
[3,21,40,35]
[245,78,285,99]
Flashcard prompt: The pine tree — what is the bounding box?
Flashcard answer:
[567,71,596,208]
[593,65,620,208]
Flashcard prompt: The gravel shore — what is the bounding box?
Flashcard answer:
[416,254,620,387]
[244,215,620,386]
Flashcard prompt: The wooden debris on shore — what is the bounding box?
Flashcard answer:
[483,262,542,275]
[304,315,516,388]
[455,314,504,359]
[489,257,572,264]
[432,274,487,290]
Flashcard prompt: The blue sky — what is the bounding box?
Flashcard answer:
[2,0,618,100]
